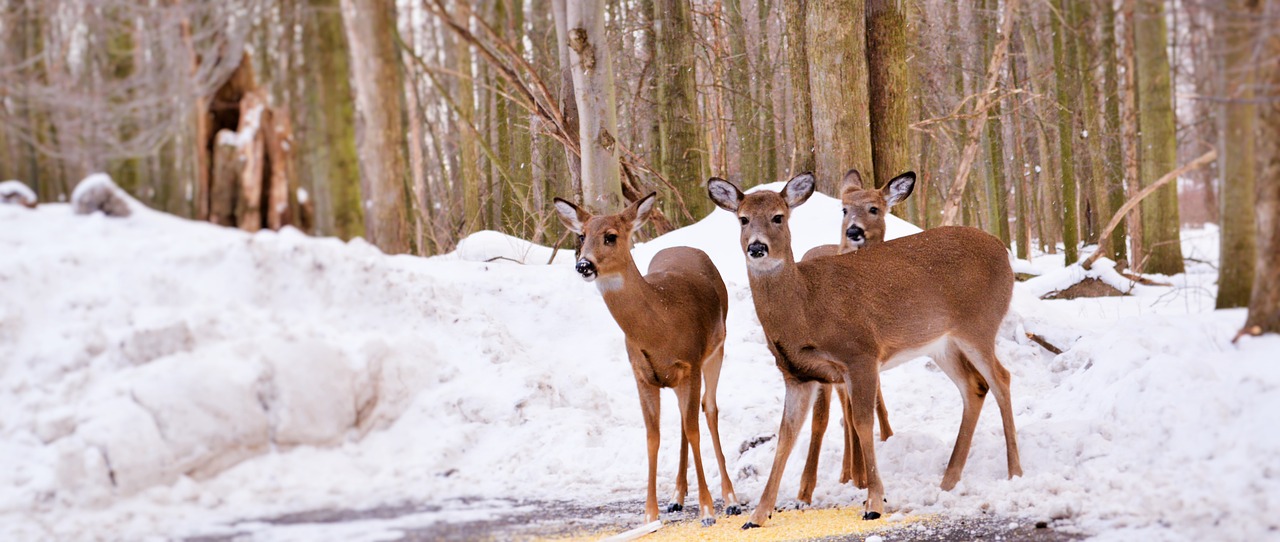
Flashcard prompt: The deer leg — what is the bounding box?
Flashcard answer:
[743,380,817,529]
[676,379,716,526]
[876,384,893,441]
[845,365,885,519]
[635,380,662,523]
[700,343,742,514]
[797,383,830,504]
[838,384,868,489]
[958,341,1023,480]
[936,343,988,491]
[669,425,688,513]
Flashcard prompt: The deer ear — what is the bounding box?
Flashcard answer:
[882,171,916,208]
[624,192,658,230]
[839,168,864,195]
[552,197,589,234]
[707,177,743,212]
[782,172,816,208]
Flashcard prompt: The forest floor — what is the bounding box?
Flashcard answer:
[181,498,1083,541]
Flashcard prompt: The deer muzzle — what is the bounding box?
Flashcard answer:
[747,241,769,259]
[845,225,866,244]
[574,258,597,280]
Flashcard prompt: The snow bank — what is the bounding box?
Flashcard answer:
[0,180,36,207]
[0,194,1274,542]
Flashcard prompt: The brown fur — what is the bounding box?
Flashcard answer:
[709,174,1021,526]
[553,194,740,525]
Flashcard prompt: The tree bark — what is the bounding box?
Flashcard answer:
[653,0,709,220]
[866,0,910,197]
[1245,0,1280,335]
[807,0,873,194]
[1133,0,1184,274]
[1101,0,1128,263]
[784,0,816,176]
[979,0,1010,246]
[725,0,761,184]
[1121,0,1144,270]
[301,0,362,239]
[1214,0,1259,309]
[1051,0,1080,263]
[561,0,623,213]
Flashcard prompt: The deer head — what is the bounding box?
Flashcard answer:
[553,193,657,287]
[838,169,915,251]
[707,173,815,274]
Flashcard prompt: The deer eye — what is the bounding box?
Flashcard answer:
[604,233,618,245]
[577,234,585,244]
[869,206,879,215]
[772,214,783,224]
[842,208,848,216]
[739,216,748,226]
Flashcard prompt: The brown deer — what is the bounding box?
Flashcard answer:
[553,193,741,526]
[795,168,915,504]
[707,173,1021,528]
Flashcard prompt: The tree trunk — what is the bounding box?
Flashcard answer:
[301,0,362,240]
[560,0,623,213]
[1101,0,1128,263]
[552,0,583,202]
[784,0,816,176]
[756,0,779,182]
[979,0,1010,246]
[1051,0,1080,263]
[1133,0,1184,274]
[653,0,709,220]
[866,0,909,197]
[1245,0,1280,335]
[1214,0,1260,309]
[1074,0,1109,248]
[725,0,761,184]
[1121,0,1144,269]
[807,0,873,194]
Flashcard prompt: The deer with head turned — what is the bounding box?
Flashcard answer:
[553,193,741,527]
[708,173,1021,527]
[795,168,916,505]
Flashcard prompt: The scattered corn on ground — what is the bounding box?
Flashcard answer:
[543,508,934,542]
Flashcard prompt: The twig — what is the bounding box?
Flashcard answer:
[1025,332,1063,355]
[1081,148,1217,270]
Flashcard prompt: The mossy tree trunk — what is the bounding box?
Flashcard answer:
[1133,0,1184,274]
[1214,0,1260,309]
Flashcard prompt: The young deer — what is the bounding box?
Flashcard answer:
[795,168,915,504]
[553,193,741,526]
[708,173,1021,527]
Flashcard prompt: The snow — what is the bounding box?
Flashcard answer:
[215,104,265,149]
[0,180,36,205]
[0,186,1276,541]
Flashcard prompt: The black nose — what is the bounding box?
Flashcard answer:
[575,259,596,277]
[846,226,865,242]
[747,241,768,259]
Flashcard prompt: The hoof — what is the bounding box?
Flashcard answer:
[666,503,683,513]
[725,504,743,516]
[742,522,760,530]
[863,511,881,521]
[701,517,716,527]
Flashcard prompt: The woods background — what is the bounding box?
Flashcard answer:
[1,0,1277,328]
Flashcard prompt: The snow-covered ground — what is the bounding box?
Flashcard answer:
[1,184,1277,541]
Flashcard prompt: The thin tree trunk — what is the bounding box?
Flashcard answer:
[756,0,779,182]
[980,0,1010,246]
[1244,0,1280,335]
[1121,0,1144,269]
[807,0,873,194]
[562,0,623,213]
[725,0,761,184]
[1101,0,1128,263]
[866,0,909,197]
[784,0,816,176]
[1051,0,1080,263]
[340,0,412,254]
[654,0,708,220]
[1133,0,1184,274]
[1214,0,1259,309]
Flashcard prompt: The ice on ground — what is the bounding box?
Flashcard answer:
[0,188,1275,541]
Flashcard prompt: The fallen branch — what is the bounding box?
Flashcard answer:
[1026,333,1063,355]
[1081,148,1217,270]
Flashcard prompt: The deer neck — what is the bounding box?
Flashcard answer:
[597,257,665,338]
[746,251,810,336]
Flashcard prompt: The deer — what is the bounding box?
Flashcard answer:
[707,173,1021,528]
[794,168,916,505]
[553,193,742,527]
